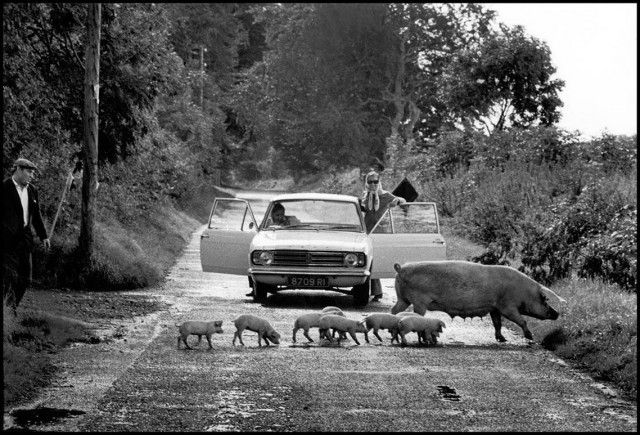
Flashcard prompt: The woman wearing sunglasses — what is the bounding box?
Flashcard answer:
[361,170,406,233]
[359,170,406,301]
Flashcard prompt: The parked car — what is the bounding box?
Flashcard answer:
[200,192,446,306]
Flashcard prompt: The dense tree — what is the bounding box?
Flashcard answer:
[239,4,500,175]
[162,3,247,92]
[440,23,564,134]
[246,3,393,175]
[3,3,184,169]
[3,3,75,166]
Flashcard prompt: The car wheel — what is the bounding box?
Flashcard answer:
[252,281,273,302]
[352,278,370,306]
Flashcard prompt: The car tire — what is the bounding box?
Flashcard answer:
[252,281,273,302]
[352,278,370,306]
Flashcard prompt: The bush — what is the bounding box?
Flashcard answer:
[519,178,637,289]
[419,166,475,218]
[578,205,637,290]
[424,130,638,289]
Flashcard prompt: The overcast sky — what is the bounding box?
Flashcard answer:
[482,3,637,138]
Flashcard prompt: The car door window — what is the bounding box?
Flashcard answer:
[371,209,393,233]
[389,203,440,234]
[209,199,257,232]
[369,202,445,278]
[201,198,257,275]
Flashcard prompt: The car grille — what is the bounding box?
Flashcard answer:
[272,250,346,267]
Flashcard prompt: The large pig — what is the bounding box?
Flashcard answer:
[391,261,566,342]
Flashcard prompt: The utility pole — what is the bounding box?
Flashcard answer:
[79,3,101,258]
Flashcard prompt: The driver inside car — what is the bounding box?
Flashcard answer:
[267,202,300,227]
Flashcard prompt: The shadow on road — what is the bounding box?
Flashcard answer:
[257,290,359,311]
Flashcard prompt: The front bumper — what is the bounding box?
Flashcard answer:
[249,266,370,288]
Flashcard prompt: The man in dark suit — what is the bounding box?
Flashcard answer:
[3,158,50,314]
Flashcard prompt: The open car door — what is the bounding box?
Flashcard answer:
[200,198,258,275]
[369,202,446,279]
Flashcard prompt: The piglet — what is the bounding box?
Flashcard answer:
[318,314,367,345]
[321,306,347,340]
[233,314,281,347]
[176,320,223,350]
[292,312,324,343]
[362,313,401,343]
[398,316,446,347]
[321,306,345,316]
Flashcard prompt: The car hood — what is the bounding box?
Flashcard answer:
[251,230,369,251]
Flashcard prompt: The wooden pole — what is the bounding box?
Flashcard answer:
[49,172,74,240]
[79,3,101,257]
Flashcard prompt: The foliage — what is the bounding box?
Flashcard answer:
[422,127,637,292]
[3,3,185,172]
[579,205,637,290]
[442,24,564,133]
[154,89,224,183]
[576,133,638,176]
[164,3,250,91]
[3,4,76,177]
[246,3,560,178]
[98,4,185,162]
[519,176,637,290]
[254,3,389,175]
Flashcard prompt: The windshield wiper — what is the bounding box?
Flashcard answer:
[284,224,317,229]
[325,225,360,231]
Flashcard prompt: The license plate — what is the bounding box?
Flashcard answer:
[288,276,328,288]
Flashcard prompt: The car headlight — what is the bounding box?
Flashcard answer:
[252,250,274,266]
[344,253,365,267]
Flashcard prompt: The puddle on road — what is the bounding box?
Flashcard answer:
[8,407,85,429]
[436,385,461,402]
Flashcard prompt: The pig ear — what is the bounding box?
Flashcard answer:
[215,320,223,326]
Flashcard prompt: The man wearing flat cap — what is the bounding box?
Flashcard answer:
[3,158,50,314]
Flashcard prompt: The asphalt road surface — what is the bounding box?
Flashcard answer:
[5,226,637,432]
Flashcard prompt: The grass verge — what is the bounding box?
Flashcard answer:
[3,303,89,406]
[528,278,637,398]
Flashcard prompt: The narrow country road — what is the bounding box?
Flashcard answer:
[5,224,637,431]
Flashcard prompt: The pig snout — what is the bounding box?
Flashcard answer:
[268,331,281,344]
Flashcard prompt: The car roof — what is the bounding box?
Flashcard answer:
[269,192,359,203]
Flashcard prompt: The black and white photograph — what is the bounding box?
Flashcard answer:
[3,3,636,431]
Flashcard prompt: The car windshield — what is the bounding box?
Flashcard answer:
[262,199,364,232]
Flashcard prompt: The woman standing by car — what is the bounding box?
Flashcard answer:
[359,170,406,301]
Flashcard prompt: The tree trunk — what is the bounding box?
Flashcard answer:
[385,32,409,176]
[79,3,101,258]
